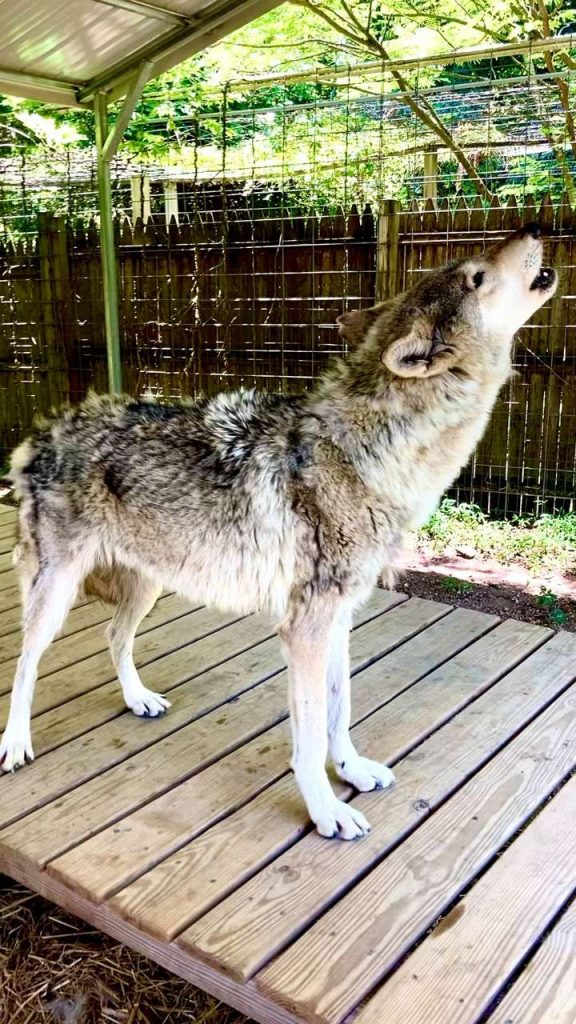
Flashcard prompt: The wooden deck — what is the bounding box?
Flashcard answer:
[0,498,575,1024]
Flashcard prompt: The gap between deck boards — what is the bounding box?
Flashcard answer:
[1,572,575,1024]
[0,632,574,1024]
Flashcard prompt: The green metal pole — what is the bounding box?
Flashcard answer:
[94,91,122,393]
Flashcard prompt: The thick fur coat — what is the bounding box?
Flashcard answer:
[0,223,557,840]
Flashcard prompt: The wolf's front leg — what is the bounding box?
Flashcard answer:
[327,603,395,794]
[280,594,371,840]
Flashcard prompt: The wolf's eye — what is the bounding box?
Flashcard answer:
[473,271,485,288]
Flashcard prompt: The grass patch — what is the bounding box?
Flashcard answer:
[535,586,569,626]
[440,575,475,594]
[420,499,576,575]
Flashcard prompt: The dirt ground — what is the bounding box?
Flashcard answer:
[395,549,576,632]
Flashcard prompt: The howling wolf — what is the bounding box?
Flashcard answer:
[0,223,556,840]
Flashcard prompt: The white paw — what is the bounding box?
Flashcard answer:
[335,754,395,793]
[313,797,372,841]
[126,689,171,718]
[0,730,34,772]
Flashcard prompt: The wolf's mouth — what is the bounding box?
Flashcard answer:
[530,266,556,291]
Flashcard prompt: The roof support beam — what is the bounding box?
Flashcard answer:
[0,69,84,107]
[95,92,123,393]
[0,0,283,107]
[101,59,154,161]
[94,0,192,27]
[94,63,151,392]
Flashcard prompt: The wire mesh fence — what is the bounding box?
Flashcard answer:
[1,49,575,514]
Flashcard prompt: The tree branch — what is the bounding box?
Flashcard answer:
[531,0,576,185]
[295,0,494,198]
[556,51,576,71]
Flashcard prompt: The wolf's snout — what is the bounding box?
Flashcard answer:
[519,222,542,240]
[500,222,542,247]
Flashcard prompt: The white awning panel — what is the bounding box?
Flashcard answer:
[0,0,283,106]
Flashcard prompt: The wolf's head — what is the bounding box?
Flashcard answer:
[337,223,556,380]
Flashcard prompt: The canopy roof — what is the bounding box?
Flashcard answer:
[0,0,281,107]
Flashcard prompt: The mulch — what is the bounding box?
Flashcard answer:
[0,879,250,1024]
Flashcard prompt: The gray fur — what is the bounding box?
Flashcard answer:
[0,224,557,839]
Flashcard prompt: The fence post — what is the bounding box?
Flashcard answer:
[131,173,151,223]
[376,199,400,300]
[38,212,71,408]
[423,146,438,202]
[164,181,179,226]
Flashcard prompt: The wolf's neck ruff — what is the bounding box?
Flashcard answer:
[305,343,504,530]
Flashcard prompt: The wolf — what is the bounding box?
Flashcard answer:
[0,223,556,840]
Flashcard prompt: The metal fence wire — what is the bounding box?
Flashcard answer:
[0,52,575,515]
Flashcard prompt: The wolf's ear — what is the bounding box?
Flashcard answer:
[382,323,456,378]
[337,302,389,346]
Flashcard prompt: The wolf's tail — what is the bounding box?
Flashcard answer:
[9,437,121,607]
[9,431,151,609]
[9,439,44,604]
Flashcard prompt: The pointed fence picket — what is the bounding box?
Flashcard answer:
[0,195,574,513]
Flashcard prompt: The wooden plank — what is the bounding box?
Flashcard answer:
[0,613,280,829]
[0,653,289,847]
[38,213,70,410]
[351,775,576,1024]
[0,602,24,639]
[0,568,17,591]
[0,605,246,718]
[258,683,576,1023]
[489,898,576,1024]
[0,505,16,519]
[0,592,192,665]
[1,596,102,649]
[0,589,407,860]
[0,595,199,685]
[0,852,303,1024]
[376,200,400,300]
[182,625,571,981]
[0,582,22,616]
[0,593,406,849]
[348,615,533,758]
[28,635,279,763]
[111,612,515,944]
[48,599,449,905]
[0,581,22,615]
[0,521,16,540]
[0,592,96,642]
[0,550,12,572]
[4,591,402,759]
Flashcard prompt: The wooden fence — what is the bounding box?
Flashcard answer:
[0,195,575,514]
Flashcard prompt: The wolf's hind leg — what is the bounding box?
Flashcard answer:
[280,593,371,840]
[327,603,395,793]
[0,558,82,771]
[104,568,169,718]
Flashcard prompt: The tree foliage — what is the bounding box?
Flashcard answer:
[0,1,574,208]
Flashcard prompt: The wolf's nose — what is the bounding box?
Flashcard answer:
[521,222,542,239]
